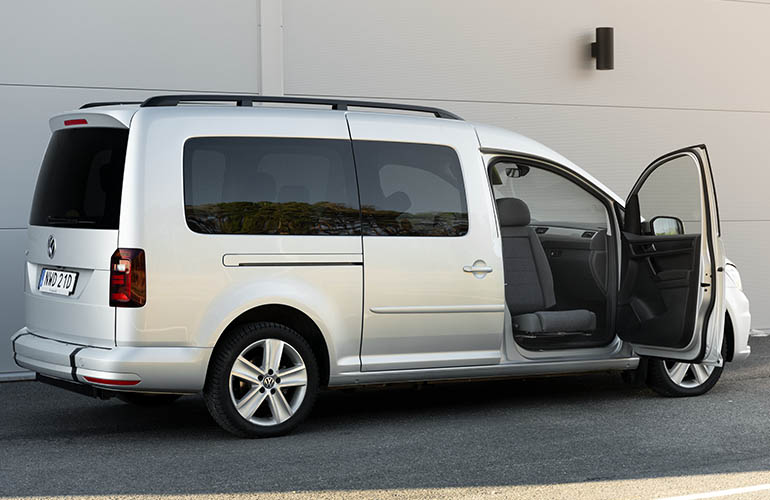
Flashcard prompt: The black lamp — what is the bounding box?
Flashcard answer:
[591,27,614,70]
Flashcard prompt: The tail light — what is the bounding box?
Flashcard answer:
[110,248,146,307]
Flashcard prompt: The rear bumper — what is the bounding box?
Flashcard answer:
[11,328,211,393]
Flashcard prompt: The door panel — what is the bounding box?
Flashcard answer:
[539,229,608,306]
[539,229,611,343]
[619,146,724,363]
[617,233,700,348]
[360,238,505,371]
[347,113,505,371]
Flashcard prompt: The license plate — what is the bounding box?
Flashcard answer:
[38,268,79,296]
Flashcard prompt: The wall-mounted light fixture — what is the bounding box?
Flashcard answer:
[591,27,614,70]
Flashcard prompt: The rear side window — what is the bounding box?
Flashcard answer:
[353,141,468,236]
[183,137,360,235]
[30,128,129,229]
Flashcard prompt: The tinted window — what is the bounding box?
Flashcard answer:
[353,141,468,236]
[30,128,129,229]
[183,137,360,235]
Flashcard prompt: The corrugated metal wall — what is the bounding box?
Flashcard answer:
[2,0,768,374]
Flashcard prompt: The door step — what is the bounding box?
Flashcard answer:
[514,331,603,351]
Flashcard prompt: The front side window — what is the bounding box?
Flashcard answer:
[490,160,607,228]
[636,154,702,235]
[183,137,360,235]
[353,141,468,236]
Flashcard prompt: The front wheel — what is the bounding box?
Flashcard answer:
[646,340,726,397]
[203,322,319,438]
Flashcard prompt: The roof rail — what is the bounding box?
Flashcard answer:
[139,94,463,120]
[80,101,143,109]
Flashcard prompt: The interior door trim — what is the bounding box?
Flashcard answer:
[622,145,721,363]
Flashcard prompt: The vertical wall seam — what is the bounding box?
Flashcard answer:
[258,0,285,96]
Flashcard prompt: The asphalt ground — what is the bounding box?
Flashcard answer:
[2,337,770,500]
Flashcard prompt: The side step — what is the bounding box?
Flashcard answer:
[514,331,593,340]
[514,331,600,351]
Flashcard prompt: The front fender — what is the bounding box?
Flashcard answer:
[725,283,751,362]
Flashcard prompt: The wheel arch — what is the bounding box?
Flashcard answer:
[208,304,331,387]
[724,312,735,362]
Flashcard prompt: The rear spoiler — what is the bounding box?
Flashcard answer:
[49,108,135,132]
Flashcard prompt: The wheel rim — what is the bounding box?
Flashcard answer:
[664,360,716,389]
[228,338,308,426]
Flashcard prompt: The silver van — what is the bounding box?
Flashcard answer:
[11,95,752,437]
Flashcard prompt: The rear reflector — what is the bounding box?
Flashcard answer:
[110,248,146,307]
[83,376,140,386]
[63,118,88,126]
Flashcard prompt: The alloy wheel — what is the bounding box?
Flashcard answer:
[663,360,716,389]
[228,338,308,426]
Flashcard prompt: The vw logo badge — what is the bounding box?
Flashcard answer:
[263,376,275,389]
[47,235,56,259]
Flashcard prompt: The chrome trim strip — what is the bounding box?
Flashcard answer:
[223,253,363,267]
[370,304,505,314]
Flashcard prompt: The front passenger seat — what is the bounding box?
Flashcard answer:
[496,198,597,335]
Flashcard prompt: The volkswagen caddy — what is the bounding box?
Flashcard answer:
[11,95,752,437]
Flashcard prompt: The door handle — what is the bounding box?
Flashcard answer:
[463,260,493,278]
[463,265,493,273]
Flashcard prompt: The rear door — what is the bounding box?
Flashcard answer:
[617,145,724,364]
[347,113,505,371]
[25,117,130,347]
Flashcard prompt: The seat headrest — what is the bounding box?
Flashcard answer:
[223,170,277,203]
[382,191,412,213]
[496,198,530,227]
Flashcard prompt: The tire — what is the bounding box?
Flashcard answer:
[203,322,319,438]
[646,338,726,397]
[117,393,182,407]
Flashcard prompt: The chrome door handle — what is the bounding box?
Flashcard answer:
[463,265,493,273]
[463,260,493,278]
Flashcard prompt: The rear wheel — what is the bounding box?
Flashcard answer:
[646,338,726,397]
[203,322,319,438]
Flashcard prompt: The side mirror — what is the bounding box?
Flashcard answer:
[650,216,685,236]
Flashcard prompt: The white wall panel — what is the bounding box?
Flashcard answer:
[0,86,172,229]
[721,221,770,330]
[439,100,770,222]
[0,230,27,374]
[0,0,259,92]
[284,0,770,112]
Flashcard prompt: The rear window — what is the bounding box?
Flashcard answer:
[30,127,129,229]
[183,137,360,235]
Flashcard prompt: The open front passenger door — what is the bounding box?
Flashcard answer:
[617,145,724,364]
